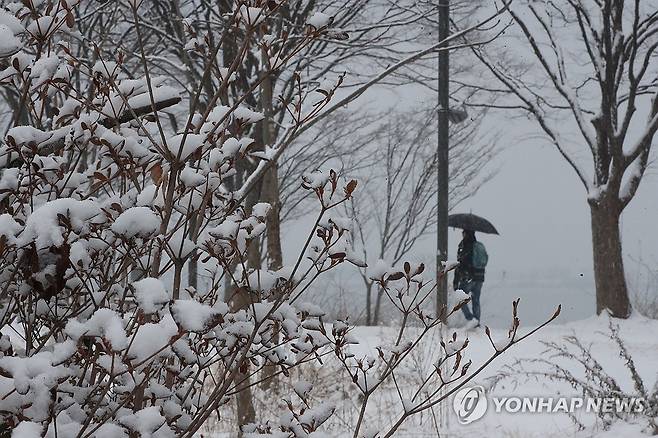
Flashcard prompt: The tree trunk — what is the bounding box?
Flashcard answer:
[373,286,385,325]
[259,165,283,391]
[235,379,256,434]
[225,156,259,437]
[188,212,199,290]
[233,287,257,437]
[258,116,284,390]
[263,166,282,273]
[590,200,631,318]
[231,278,257,437]
[365,281,373,326]
[258,31,284,391]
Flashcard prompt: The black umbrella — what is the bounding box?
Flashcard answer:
[448,213,499,235]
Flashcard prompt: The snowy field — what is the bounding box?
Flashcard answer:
[350,314,658,437]
[205,313,658,438]
[2,1,657,437]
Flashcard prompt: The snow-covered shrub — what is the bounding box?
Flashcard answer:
[491,317,658,434]
[0,1,557,437]
[0,1,362,436]
[631,288,658,320]
[209,279,560,437]
[629,258,658,319]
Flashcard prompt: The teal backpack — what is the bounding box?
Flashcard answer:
[472,241,488,269]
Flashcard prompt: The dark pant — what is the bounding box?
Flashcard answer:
[459,280,483,321]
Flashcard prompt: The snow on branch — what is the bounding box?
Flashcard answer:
[0,1,555,436]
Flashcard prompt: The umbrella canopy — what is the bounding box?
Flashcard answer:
[448,213,499,235]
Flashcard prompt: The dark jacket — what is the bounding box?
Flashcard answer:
[453,239,485,288]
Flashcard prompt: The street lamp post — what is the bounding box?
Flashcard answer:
[436,0,450,320]
[437,0,469,429]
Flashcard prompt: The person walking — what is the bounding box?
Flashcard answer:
[453,230,488,328]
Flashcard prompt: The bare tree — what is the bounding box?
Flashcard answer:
[0,1,560,436]
[350,106,496,325]
[277,109,381,224]
[102,0,426,296]
[0,1,513,432]
[470,0,658,318]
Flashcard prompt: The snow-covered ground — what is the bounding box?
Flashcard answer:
[347,313,658,437]
[203,312,657,438]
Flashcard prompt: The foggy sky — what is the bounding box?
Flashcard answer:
[281,4,658,326]
[284,83,658,326]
